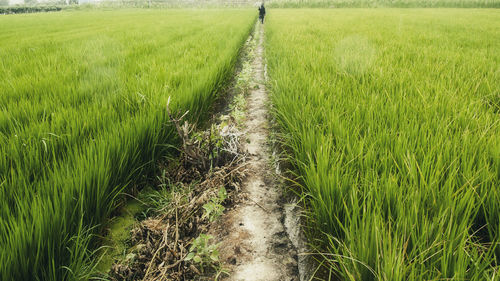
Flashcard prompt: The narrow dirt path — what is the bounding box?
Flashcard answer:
[214,23,299,281]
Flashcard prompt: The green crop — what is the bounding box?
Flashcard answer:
[266,0,500,8]
[267,9,499,280]
[0,9,255,281]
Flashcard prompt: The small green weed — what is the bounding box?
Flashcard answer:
[202,187,227,222]
[185,234,220,273]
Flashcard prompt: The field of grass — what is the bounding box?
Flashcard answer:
[266,0,500,8]
[0,9,255,280]
[266,9,500,280]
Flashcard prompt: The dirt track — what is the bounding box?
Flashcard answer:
[214,23,300,281]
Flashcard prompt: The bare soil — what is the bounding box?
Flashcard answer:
[211,23,299,281]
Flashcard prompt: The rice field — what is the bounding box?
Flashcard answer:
[266,9,500,280]
[266,0,500,8]
[2,5,500,281]
[0,9,255,281]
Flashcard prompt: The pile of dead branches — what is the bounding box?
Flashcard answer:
[108,99,247,281]
[166,97,244,176]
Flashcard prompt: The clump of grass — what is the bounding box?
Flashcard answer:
[266,9,500,280]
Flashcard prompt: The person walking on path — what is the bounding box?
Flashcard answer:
[258,4,266,24]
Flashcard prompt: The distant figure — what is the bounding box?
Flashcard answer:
[258,4,266,24]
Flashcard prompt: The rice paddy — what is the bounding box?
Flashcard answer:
[1,5,499,281]
[266,9,500,280]
[0,9,255,281]
[266,0,500,8]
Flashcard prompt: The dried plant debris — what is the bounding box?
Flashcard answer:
[166,97,244,176]
[106,99,247,281]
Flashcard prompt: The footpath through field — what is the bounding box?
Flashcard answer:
[215,23,299,281]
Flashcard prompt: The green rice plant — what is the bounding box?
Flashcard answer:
[266,0,500,8]
[0,9,255,281]
[266,9,500,280]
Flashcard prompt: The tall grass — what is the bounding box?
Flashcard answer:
[266,0,500,8]
[266,9,500,280]
[0,9,255,280]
